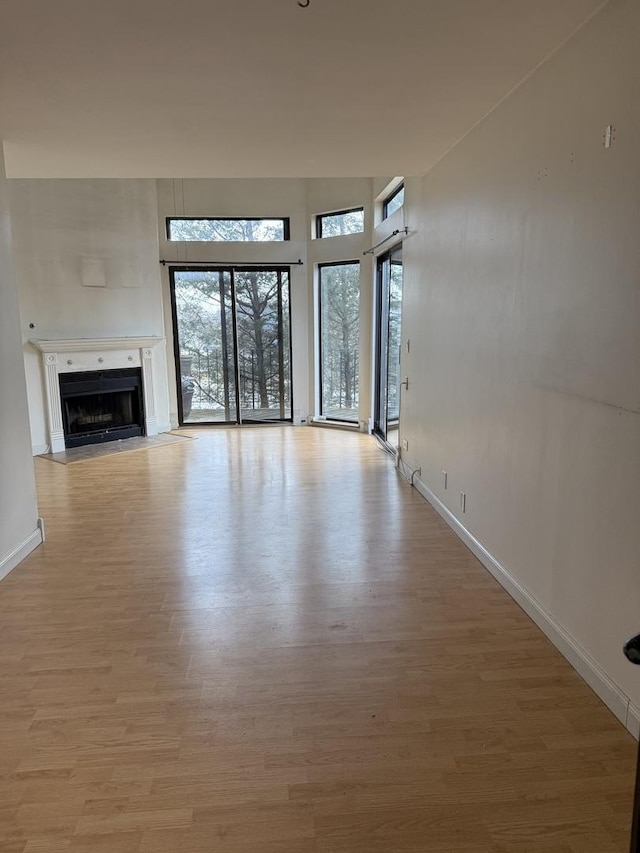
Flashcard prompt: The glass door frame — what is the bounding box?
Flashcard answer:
[373,243,403,451]
[169,265,293,426]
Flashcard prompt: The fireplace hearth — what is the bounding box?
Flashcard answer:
[59,368,144,448]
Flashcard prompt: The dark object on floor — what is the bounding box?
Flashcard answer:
[624,635,640,665]
[623,634,640,853]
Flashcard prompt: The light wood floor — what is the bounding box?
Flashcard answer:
[0,427,635,852]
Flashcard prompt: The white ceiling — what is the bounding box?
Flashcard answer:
[0,0,606,178]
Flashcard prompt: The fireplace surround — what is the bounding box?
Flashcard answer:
[32,337,164,453]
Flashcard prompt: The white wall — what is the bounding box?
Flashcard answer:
[0,151,40,579]
[398,0,640,720]
[9,179,170,452]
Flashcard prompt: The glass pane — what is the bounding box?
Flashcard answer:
[386,255,403,425]
[234,270,292,422]
[319,263,360,422]
[318,209,364,238]
[173,271,237,423]
[168,219,287,241]
[374,245,403,448]
[384,185,404,218]
[375,258,391,438]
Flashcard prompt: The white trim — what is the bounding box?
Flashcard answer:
[32,443,49,456]
[398,460,638,740]
[310,418,358,432]
[0,528,43,583]
[627,703,640,740]
[31,337,165,452]
[31,337,164,353]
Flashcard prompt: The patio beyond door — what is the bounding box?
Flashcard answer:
[171,267,292,425]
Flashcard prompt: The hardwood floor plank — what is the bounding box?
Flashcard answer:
[0,427,635,851]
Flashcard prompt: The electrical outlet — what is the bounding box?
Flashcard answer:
[443,470,448,489]
[402,439,409,451]
[460,492,466,513]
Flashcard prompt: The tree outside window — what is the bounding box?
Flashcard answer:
[319,262,360,422]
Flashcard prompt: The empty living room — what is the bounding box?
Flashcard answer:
[1,1,639,851]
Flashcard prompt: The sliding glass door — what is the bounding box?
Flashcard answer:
[171,267,292,425]
[171,270,237,423]
[235,269,291,423]
[374,245,403,449]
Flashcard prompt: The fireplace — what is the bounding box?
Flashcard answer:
[31,337,164,454]
[59,368,144,448]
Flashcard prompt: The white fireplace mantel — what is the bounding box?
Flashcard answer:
[31,337,165,453]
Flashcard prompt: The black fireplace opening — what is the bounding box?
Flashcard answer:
[59,368,145,448]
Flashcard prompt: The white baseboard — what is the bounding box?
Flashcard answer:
[627,703,640,740]
[0,528,43,583]
[398,460,638,740]
[32,443,48,456]
[310,418,359,432]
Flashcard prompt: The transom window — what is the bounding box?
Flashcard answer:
[316,208,364,239]
[167,218,290,242]
[383,184,404,219]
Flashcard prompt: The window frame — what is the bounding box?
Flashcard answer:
[317,259,361,424]
[166,217,291,242]
[382,183,405,220]
[315,207,365,240]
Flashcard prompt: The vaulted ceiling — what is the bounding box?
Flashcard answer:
[0,0,607,177]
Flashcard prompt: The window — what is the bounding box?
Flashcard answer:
[318,262,360,423]
[167,218,290,241]
[316,208,364,239]
[383,184,404,219]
